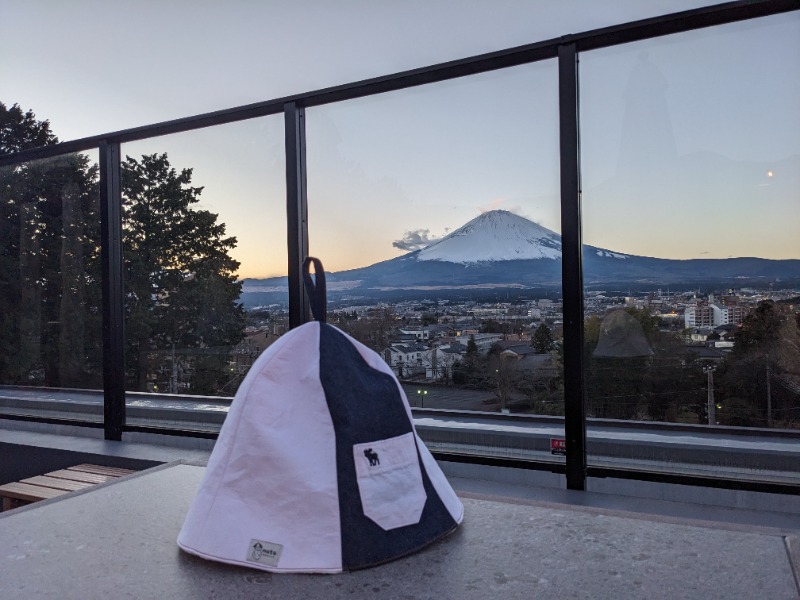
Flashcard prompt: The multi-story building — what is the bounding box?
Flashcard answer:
[684,304,714,328]
[684,297,748,329]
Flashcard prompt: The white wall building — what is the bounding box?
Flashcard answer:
[685,302,747,329]
[383,343,428,377]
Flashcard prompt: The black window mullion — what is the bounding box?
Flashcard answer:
[558,43,587,491]
[99,141,126,440]
[284,102,310,328]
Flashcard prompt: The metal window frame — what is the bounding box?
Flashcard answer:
[284,102,311,329]
[0,0,797,494]
[1,0,794,168]
[558,42,586,491]
[99,142,126,441]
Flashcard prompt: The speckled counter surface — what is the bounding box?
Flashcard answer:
[1,463,798,600]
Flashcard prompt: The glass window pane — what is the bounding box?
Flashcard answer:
[121,117,285,431]
[306,61,565,464]
[580,13,800,483]
[0,151,103,422]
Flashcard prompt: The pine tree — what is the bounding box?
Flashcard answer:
[121,153,245,393]
[1,102,246,395]
[0,102,101,387]
[0,102,57,154]
[466,334,478,358]
[732,300,782,358]
[531,324,554,354]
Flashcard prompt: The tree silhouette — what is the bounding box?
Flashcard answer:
[1,102,246,395]
[732,300,782,358]
[531,324,553,354]
[465,334,478,358]
[121,153,245,393]
[719,300,800,426]
[0,102,102,387]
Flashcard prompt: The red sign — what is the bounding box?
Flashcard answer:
[550,438,566,456]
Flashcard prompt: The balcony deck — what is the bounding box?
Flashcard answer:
[1,441,798,599]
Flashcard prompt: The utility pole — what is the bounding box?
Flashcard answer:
[170,342,178,394]
[707,365,716,425]
[766,355,772,427]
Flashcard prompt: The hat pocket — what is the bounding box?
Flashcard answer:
[353,432,427,531]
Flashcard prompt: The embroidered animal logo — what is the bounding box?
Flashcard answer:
[364,448,380,466]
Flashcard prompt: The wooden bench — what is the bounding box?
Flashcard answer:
[0,464,137,511]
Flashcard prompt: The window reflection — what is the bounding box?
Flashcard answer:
[0,153,102,391]
[581,14,800,431]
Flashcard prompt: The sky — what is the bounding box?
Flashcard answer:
[2,1,798,278]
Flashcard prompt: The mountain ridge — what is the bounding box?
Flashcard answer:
[240,210,800,305]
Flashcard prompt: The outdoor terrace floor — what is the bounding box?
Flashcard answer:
[1,427,798,599]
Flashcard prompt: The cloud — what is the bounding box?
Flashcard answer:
[393,229,440,251]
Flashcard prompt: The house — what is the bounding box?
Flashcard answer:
[468,333,504,354]
[383,342,429,377]
[687,328,715,343]
[424,342,466,380]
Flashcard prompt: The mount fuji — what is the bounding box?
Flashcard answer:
[416,210,565,263]
[240,210,800,304]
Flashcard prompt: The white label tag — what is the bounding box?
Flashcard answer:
[246,539,283,567]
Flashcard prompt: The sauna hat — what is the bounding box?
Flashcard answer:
[178,257,463,573]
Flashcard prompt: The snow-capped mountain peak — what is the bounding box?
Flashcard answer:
[416,210,562,264]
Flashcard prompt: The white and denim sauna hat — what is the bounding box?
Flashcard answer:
[178,257,463,573]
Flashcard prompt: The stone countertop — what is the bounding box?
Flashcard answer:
[1,462,798,600]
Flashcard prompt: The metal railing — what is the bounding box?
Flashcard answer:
[1,0,798,494]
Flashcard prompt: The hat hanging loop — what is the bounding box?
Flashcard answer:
[302,256,327,323]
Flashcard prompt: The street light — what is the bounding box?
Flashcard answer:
[416,389,428,408]
[498,350,517,414]
[703,365,717,425]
